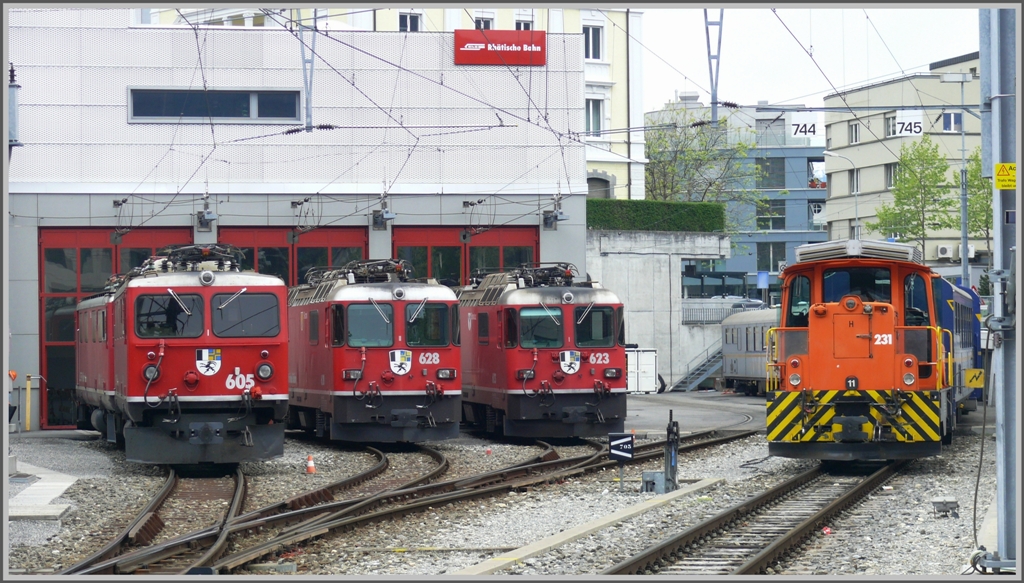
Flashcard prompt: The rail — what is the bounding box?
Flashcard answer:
[680,306,750,325]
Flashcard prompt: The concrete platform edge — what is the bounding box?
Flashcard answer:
[450,477,723,576]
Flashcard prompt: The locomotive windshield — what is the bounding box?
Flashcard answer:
[135,294,204,337]
[348,303,394,347]
[520,307,563,349]
[212,293,280,337]
[574,305,615,348]
[406,303,449,347]
[823,267,891,303]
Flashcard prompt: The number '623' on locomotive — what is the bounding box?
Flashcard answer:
[74,244,289,465]
[286,259,461,443]
[765,239,983,461]
[456,263,627,439]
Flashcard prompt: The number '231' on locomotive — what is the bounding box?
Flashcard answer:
[456,263,627,439]
[286,260,461,442]
[765,239,983,461]
[75,245,289,465]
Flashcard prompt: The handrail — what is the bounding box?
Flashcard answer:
[765,328,780,392]
[939,327,953,388]
[676,337,723,386]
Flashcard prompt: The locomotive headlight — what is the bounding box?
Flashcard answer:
[256,363,274,380]
[143,365,160,381]
[788,373,801,386]
[904,358,914,368]
[436,368,457,380]
[516,369,535,380]
[342,369,362,380]
[903,373,916,386]
[603,368,622,379]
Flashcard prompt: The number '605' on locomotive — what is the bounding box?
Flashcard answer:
[456,263,627,438]
[74,244,289,465]
[286,259,461,442]
[765,239,982,461]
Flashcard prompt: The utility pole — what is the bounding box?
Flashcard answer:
[977,7,1016,573]
[941,72,972,286]
[704,10,723,127]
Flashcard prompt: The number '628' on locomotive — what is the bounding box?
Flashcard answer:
[456,263,627,439]
[75,244,289,465]
[286,259,461,442]
[765,239,982,461]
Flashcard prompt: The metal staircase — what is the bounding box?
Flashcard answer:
[671,339,723,392]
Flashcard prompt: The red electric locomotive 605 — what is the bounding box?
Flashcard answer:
[286,259,461,442]
[456,263,628,438]
[75,244,288,465]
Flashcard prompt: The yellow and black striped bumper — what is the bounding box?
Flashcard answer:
[766,389,942,444]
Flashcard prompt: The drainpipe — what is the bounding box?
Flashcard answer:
[9,62,22,160]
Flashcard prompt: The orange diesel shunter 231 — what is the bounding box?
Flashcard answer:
[765,239,982,461]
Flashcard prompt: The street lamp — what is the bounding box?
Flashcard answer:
[823,150,858,240]
[941,72,972,287]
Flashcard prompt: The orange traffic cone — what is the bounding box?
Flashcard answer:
[305,455,316,474]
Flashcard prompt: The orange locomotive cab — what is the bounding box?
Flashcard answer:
[766,240,951,461]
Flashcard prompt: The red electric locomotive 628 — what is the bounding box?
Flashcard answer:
[286,259,461,442]
[75,244,289,465]
[456,263,628,438]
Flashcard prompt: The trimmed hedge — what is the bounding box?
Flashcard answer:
[586,198,724,232]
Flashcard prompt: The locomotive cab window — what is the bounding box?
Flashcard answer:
[521,307,563,349]
[347,303,394,347]
[904,273,931,326]
[616,307,625,346]
[477,312,489,345]
[406,303,449,347]
[135,293,204,338]
[504,308,518,348]
[786,275,811,327]
[212,293,281,338]
[575,305,615,348]
[823,267,891,303]
[308,309,319,345]
[331,304,345,347]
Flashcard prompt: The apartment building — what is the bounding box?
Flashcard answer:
[822,52,985,285]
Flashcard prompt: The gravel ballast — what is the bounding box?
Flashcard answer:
[7,429,998,576]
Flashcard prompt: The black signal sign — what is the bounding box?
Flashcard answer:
[608,433,634,462]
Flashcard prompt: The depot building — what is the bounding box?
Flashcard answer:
[7,9,589,429]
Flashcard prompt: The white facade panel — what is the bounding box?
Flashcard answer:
[10,13,586,194]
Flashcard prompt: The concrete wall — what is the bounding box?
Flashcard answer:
[586,230,731,386]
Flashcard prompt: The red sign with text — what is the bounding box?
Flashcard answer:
[454,29,546,66]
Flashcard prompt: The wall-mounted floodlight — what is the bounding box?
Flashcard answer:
[372,210,397,230]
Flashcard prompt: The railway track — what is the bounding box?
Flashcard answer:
[58,431,756,575]
[602,460,909,576]
[59,467,246,575]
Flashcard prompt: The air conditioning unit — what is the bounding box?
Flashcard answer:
[959,244,976,259]
[936,244,956,260]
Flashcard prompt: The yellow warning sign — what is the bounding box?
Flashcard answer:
[994,163,1015,190]
[966,368,985,389]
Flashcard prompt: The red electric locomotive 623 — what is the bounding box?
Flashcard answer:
[286,259,461,442]
[456,263,628,438]
[75,244,289,465]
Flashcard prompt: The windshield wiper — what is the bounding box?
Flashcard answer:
[576,302,595,324]
[167,288,191,316]
[369,297,391,324]
[539,302,561,325]
[218,287,247,310]
[408,297,428,323]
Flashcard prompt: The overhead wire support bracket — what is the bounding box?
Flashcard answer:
[297,8,319,132]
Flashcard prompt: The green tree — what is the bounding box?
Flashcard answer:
[966,147,994,269]
[644,107,764,235]
[867,134,958,255]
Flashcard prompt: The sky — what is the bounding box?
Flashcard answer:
[639,8,982,114]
